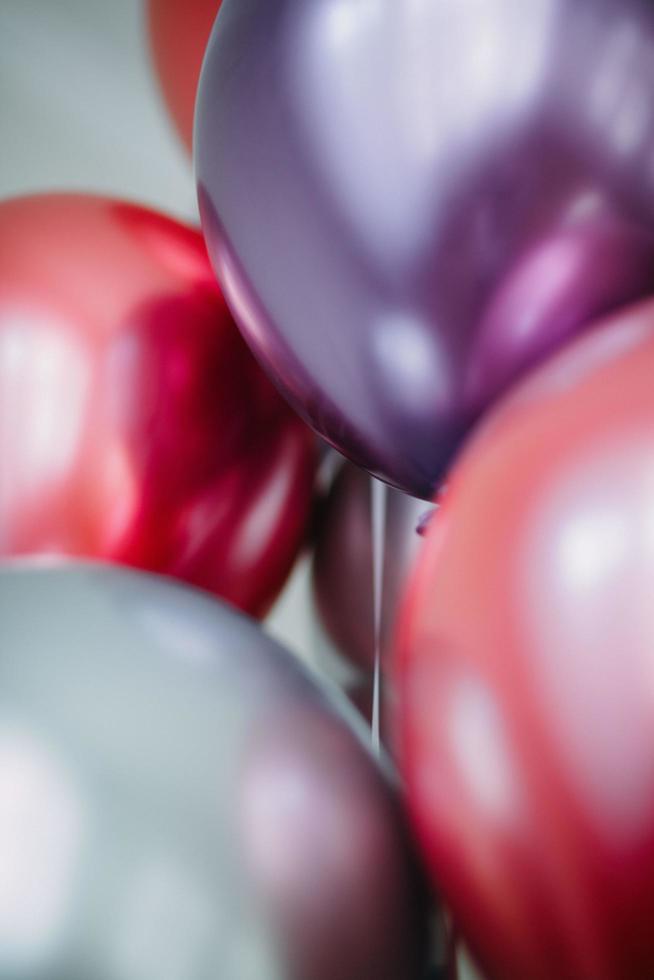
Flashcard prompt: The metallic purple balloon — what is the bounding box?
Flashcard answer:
[196,0,654,497]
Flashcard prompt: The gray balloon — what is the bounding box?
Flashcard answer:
[0,563,428,980]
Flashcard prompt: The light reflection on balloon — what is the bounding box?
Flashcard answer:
[0,727,83,974]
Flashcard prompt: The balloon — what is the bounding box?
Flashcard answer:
[397,298,654,979]
[0,562,428,980]
[147,0,220,153]
[0,194,315,617]
[313,463,426,672]
[196,0,654,497]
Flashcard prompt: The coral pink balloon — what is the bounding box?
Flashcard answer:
[0,194,315,616]
[147,0,220,152]
[398,298,654,979]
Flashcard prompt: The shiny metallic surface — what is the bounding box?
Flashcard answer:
[196,0,654,497]
[0,563,428,979]
[0,194,316,617]
[397,299,654,979]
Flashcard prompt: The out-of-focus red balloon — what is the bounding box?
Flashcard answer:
[147,0,220,153]
[397,298,654,980]
[0,194,315,616]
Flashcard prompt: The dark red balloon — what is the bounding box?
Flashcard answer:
[313,463,426,672]
[147,0,220,152]
[0,194,315,616]
[397,298,654,979]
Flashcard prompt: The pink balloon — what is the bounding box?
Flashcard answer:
[398,298,654,979]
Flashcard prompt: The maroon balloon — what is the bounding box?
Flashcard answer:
[196,0,654,497]
[0,194,315,616]
[397,298,654,979]
[313,463,426,672]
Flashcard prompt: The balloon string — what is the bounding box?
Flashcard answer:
[370,476,387,756]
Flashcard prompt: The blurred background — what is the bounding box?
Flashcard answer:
[1,0,194,218]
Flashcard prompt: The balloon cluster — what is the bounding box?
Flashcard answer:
[0,6,431,976]
[194,0,654,978]
[5,0,654,978]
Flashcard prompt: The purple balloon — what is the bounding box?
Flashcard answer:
[196,0,654,497]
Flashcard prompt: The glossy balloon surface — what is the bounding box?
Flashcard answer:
[147,0,220,152]
[197,0,654,496]
[0,194,315,616]
[0,563,428,980]
[397,299,654,979]
[313,463,426,671]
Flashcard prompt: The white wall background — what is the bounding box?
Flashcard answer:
[0,0,195,218]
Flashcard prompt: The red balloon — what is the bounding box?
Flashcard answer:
[147,0,220,153]
[397,298,654,980]
[0,194,315,616]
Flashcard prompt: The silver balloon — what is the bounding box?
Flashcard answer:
[0,563,428,980]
